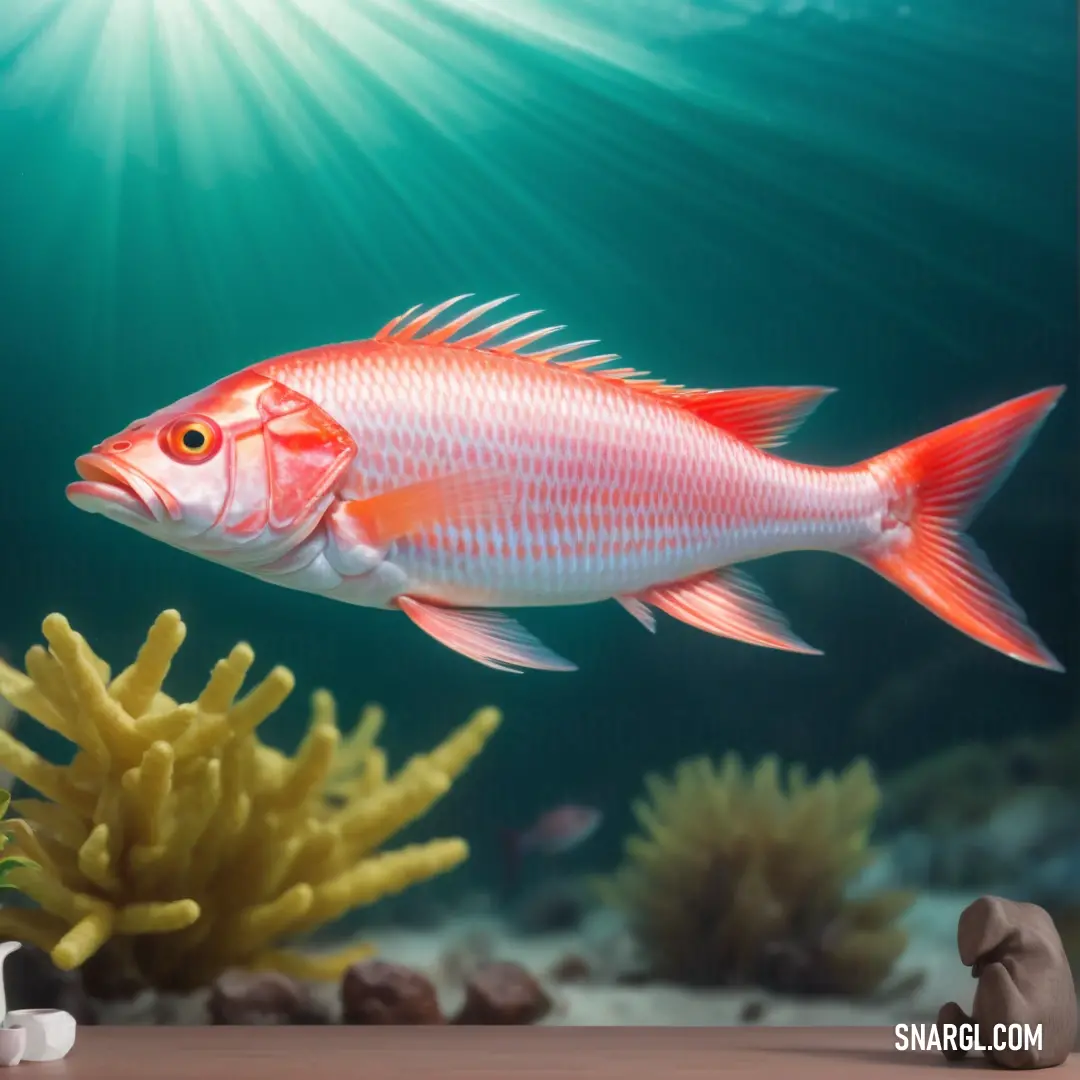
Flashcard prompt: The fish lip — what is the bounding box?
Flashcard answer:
[68,454,177,523]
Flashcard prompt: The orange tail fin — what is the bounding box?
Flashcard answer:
[859,386,1065,672]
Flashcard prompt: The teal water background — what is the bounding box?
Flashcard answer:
[0,0,1075,891]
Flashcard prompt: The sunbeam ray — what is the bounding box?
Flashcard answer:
[0,0,1073,380]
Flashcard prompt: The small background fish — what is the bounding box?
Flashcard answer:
[500,804,603,892]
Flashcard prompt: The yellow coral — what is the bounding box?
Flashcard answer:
[594,753,915,996]
[0,610,500,991]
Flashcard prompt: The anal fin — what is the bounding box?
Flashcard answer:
[615,596,657,632]
[639,567,821,654]
[397,596,577,673]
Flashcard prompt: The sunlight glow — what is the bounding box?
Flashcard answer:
[2,0,512,180]
[0,0,896,182]
[0,0,1070,368]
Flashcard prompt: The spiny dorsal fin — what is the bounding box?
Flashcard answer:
[373,296,834,448]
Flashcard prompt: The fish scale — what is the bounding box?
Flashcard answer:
[68,294,1066,674]
[255,340,877,606]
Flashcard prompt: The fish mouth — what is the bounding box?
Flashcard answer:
[67,454,172,524]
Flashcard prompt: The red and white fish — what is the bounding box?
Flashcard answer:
[67,294,1065,674]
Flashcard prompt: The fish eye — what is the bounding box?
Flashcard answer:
[160,415,223,464]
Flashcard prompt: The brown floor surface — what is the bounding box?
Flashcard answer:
[18,1026,1078,1078]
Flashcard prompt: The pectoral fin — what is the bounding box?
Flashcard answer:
[335,470,515,548]
[397,596,577,673]
[640,567,821,654]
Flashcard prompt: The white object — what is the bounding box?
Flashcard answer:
[0,1026,25,1067]
[0,941,20,1023]
[4,1009,77,1062]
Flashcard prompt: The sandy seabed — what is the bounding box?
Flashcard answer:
[96,892,981,1027]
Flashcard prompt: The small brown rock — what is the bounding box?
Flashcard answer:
[454,961,552,1025]
[936,895,1078,1069]
[548,954,591,984]
[739,1000,766,1024]
[209,970,330,1025]
[514,878,593,934]
[341,960,445,1025]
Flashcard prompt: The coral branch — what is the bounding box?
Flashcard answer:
[0,610,500,991]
